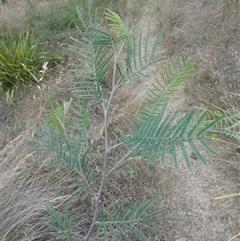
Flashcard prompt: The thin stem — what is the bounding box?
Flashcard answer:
[107,141,124,151]
[79,171,95,197]
[77,156,95,197]
[106,43,125,112]
[213,192,240,200]
[112,42,125,87]
[84,108,108,241]
[228,232,240,241]
[84,40,120,241]
[106,147,136,178]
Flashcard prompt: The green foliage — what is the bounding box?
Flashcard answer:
[69,3,167,104]
[27,102,94,200]
[124,105,223,169]
[46,99,72,134]
[206,109,240,140]
[104,8,132,51]
[28,3,240,241]
[0,27,58,102]
[141,55,196,117]
[46,202,76,241]
[69,4,113,104]
[97,197,180,241]
[28,102,90,164]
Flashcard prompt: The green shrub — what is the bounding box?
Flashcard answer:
[0,27,59,101]
[27,3,240,240]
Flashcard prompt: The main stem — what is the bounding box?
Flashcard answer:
[84,44,119,241]
[84,109,108,241]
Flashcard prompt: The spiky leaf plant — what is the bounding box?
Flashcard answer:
[0,27,60,102]
[27,2,240,240]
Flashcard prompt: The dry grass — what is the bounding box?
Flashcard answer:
[0,135,94,240]
[156,0,240,110]
[1,0,240,240]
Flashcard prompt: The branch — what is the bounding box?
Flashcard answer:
[84,39,120,241]
[106,147,136,177]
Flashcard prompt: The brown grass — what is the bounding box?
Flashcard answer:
[1,0,240,240]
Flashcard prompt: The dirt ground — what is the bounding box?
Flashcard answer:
[1,0,240,240]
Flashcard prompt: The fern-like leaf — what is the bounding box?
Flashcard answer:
[27,102,94,198]
[124,105,224,169]
[69,6,113,103]
[67,102,90,154]
[96,197,178,241]
[104,8,132,49]
[76,2,97,32]
[46,99,72,134]
[206,109,240,141]
[68,36,107,104]
[27,121,94,199]
[119,22,167,86]
[46,202,76,241]
[141,55,196,117]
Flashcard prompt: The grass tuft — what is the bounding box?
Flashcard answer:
[0,27,60,101]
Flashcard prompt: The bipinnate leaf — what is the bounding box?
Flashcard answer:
[120,22,168,86]
[46,202,76,241]
[206,109,240,141]
[96,197,178,241]
[26,102,94,199]
[124,105,224,170]
[141,55,196,117]
[104,8,131,48]
[69,6,113,104]
[46,99,72,134]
